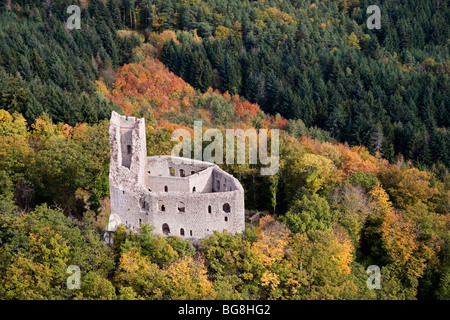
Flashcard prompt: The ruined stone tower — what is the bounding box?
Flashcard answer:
[106,111,245,242]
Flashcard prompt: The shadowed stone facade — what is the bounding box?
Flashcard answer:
[105,111,245,242]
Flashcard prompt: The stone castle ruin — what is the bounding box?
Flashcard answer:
[105,111,245,242]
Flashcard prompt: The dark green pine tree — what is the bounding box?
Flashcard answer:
[418,130,432,167]
[18,57,34,82]
[123,0,136,29]
[244,73,260,104]
[88,0,109,22]
[180,4,195,31]
[178,47,192,81]
[23,90,44,124]
[75,92,98,124]
[430,130,450,167]
[204,40,224,69]
[0,75,28,116]
[160,0,174,30]
[219,53,240,95]
[349,102,375,147]
[108,0,122,29]
[30,48,48,81]
[403,121,417,160]
[420,87,437,131]
[188,49,213,92]
[365,34,382,60]
[326,56,343,82]
[262,72,281,115]
[436,101,449,127]
[48,55,68,89]
[97,21,119,67]
[279,87,294,119]
[327,105,347,141]
[197,22,213,38]
[44,85,75,125]
[300,98,317,128]
[161,40,180,74]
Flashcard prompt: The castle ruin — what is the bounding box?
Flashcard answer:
[105,111,245,242]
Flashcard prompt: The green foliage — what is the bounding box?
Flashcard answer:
[115,223,195,268]
[146,0,449,168]
[80,272,117,300]
[0,2,140,125]
[437,267,450,300]
[0,0,448,301]
[30,135,89,208]
[284,193,334,234]
[348,172,379,191]
[289,229,359,299]
[0,203,114,299]
[197,92,235,126]
[0,110,110,216]
[200,230,256,277]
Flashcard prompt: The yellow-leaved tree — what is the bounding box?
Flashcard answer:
[252,216,306,299]
[165,256,216,300]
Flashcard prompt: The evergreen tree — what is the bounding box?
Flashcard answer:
[219,53,240,95]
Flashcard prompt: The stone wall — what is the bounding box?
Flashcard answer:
[108,186,147,232]
[147,189,244,239]
[107,113,245,241]
[188,167,214,193]
[109,111,147,193]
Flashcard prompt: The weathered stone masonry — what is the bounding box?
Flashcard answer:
[105,111,245,242]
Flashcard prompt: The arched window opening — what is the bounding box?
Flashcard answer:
[223,203,231,213]
[192,187,196,192]
[180,228,185,236]
[169,167,175,176]
[208,205,212,214]
[190,230,193,236]
[158,200,165,212]
[225,216,228,222]
[180,169,186,177]
[164,186,168,192]
[162,223,170,235]
[178,202,185,213]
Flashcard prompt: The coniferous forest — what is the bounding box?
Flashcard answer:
[0,0,449,301]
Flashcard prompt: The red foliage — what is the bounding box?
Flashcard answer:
[157,122,193,135]
[272,117,289,130]
[234,100,260,119]
[109,56,289,130]
[109,58,195,116]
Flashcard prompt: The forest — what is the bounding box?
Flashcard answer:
[0,0,449,300]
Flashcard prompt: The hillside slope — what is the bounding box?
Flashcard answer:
[0,0,449,301]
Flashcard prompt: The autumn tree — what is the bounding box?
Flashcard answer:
[114,248,167,299]
[390,168,439,209]
[165,256,216,300]
[289,229,358,299]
